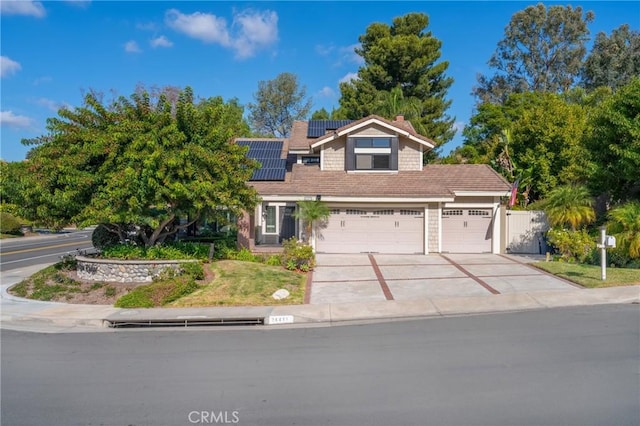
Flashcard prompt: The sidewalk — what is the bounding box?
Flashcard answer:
[1,263,638,333]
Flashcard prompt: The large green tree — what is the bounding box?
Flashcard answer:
[581,24,640,91]
[474,4,594,104]
[586,77,640,202]
[448,91,591,202]
[20,87,259,245]
[337,12,455,147]
[248,72,312,138]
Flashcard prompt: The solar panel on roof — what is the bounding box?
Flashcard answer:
[307,120,354,138]
[236,139,287,181]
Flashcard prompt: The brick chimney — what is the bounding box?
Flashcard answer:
[394,115,404,122]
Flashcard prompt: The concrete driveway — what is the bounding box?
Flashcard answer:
[309,253,580,304]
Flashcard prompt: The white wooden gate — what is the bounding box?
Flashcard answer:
[505,210,549,254]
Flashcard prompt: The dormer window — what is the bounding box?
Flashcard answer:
[346,137,398,171]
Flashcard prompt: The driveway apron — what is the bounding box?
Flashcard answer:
[309,253,579,305]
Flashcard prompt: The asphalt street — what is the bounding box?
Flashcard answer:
[2,304,638,426]
[0,230,94,272]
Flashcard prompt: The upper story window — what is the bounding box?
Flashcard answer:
[301,156,320,165]
[346,137,398,171]
[354,138,391,148]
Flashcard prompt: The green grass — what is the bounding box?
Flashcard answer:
[169,260,306,307]
[533,262,640,288]
[114,276,201,308]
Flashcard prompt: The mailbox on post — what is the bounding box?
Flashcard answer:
[605,235,616,248]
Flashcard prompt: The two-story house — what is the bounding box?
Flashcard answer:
[236,115,511,254]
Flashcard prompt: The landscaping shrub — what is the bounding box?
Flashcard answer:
[114,274,201,308]
[235,248,260,262]
[0,212,22,235]
[114,288,155,308]
[265,255,282,266]
[100,242,209,260]
[180,261,205,280]
[91,224,121,249]
[546,228,596,263]
[281,237,315,271]
[100,244,146,259]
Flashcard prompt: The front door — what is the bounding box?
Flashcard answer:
[279,206,296,243]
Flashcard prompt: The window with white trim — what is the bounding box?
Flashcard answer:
[265,206,276,233]
[347,137,398,171]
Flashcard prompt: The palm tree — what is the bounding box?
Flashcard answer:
[608,201,640,259]
[293,200,330,249]
[535,185,595,230]
[373,87,426,134]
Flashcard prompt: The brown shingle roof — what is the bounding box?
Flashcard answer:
[311,115,436,148]
[287,115,436,152]
[287,120,313,151]
[424,164,511,192]
[249,163,509,198]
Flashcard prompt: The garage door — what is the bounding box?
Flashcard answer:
[441,209,493,253]
[316,209,423,254]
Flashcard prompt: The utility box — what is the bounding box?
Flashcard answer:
[605,235,616,248]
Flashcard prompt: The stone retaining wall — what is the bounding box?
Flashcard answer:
[76,256,198,283]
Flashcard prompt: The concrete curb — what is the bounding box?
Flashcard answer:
[2,263,638,333]
[2,286,637,333]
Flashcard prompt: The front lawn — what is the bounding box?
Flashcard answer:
[10,259,307,307]
[169,260,306,307]
[533,262,640,288]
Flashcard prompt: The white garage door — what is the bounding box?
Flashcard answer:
[316,209,424,254]
[441,209,493,253]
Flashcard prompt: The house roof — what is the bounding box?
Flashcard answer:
[249,163,510,199]
[286,115,436,152]
[423,164,511,194]
[287,120,314,151]
[309,115,436,151]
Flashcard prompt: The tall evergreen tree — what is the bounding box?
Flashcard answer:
[337,12,455,147]
[582,24,640,91]
[474,4,594,104]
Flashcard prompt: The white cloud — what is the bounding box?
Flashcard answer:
[0,111,33,129]
[317,86,335,98]
[231,10,278,59]
[339,44,364,66]
[165,8,278,59]
[339,72,358,84]
[1,56,21,78]
[150,35,173,48]
[0,0,45,17]
[124,40,142,53]
[165,9,230,44]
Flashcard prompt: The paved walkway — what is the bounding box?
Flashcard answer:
[1,258,638,333]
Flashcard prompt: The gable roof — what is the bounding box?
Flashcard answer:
[310,115,436,151]
[249,163,510,200]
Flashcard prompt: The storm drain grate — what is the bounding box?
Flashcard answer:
[105,317,265,328]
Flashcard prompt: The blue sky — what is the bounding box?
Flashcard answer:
[1,1,636,162]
